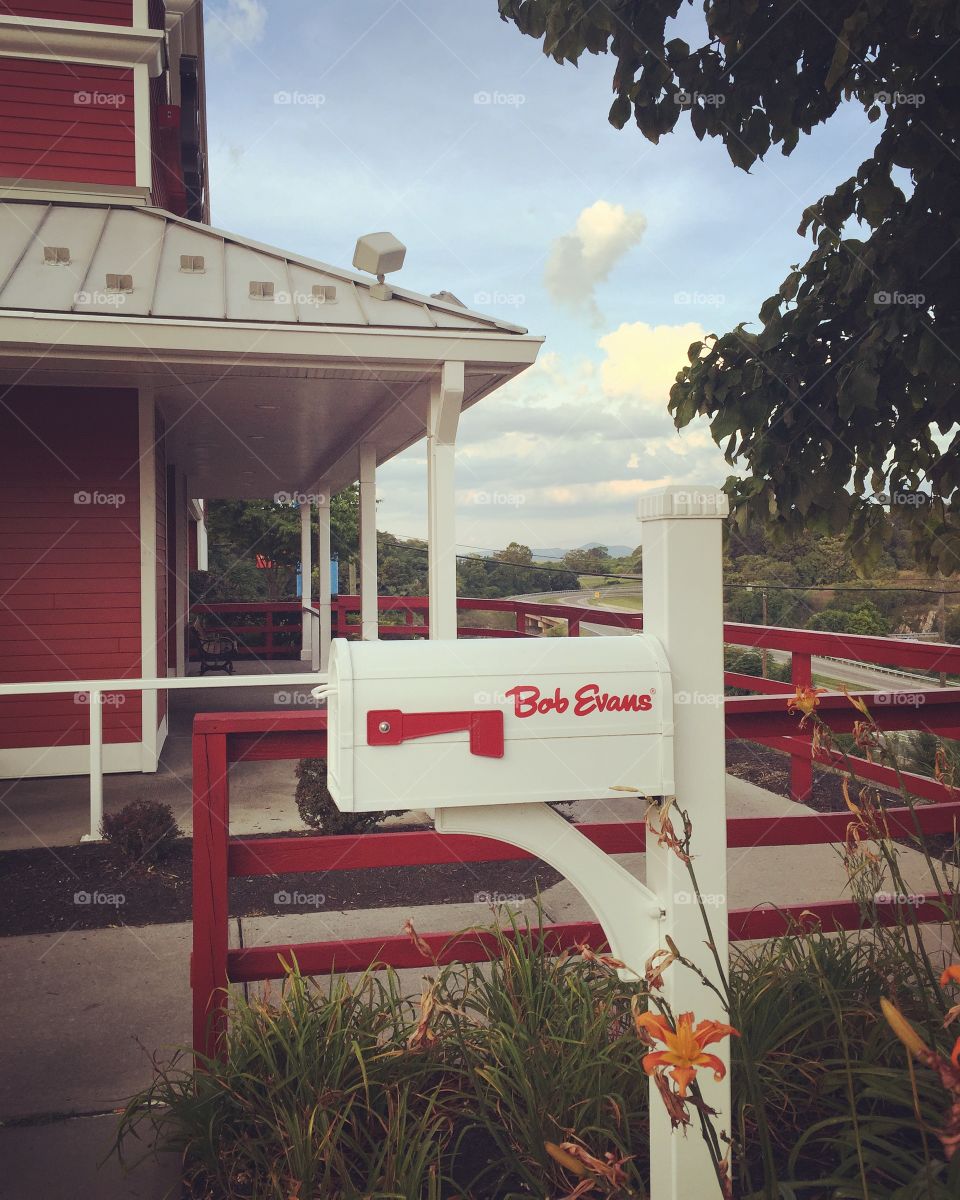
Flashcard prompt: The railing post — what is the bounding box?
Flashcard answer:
[514,604,525,635]
[82,688,103,842]
[790,651,814,801]
[638,485,730,1200]
[192,728,230,1062]
[568,617,580,638]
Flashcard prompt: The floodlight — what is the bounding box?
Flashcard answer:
[352,232,406,299]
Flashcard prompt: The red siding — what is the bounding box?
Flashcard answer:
[0,2,133,25]
[0,58,136,186]
[0,386,143,749]
[155,412,167,725]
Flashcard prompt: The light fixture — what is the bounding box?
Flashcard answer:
[352,232,406,300]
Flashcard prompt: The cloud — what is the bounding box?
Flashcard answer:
[599,320,705,406]
[206,0,267,60]
[544,201,647,324]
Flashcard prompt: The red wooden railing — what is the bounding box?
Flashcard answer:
[191,686,960,1058]
[191,596,959,803]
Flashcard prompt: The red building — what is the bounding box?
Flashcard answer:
[0,0,542,782]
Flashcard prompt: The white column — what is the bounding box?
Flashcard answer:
[427,361,464,640]
[137,391,159,771]
[299,497,313,662]
[196,499,208,571]
[315,483,332,669]
[358,444,378,641]
[174,468,189,677]
[638,485,730,1200]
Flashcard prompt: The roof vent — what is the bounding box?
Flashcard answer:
[180,254,205,273]
[431,290,467,308]
[312,284,337,304]
[43,246,70,265]
[249,280,275,300]
[106,273,133,293]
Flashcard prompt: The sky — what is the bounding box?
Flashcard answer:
[202,0,877,553]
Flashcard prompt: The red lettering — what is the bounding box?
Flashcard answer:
[505,685,540,718]
[506,684,653,718]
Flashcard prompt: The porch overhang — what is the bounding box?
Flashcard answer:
[0,201,543,497]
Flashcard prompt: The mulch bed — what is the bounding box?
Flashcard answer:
[2,745,948,939]
[0,830,560,938]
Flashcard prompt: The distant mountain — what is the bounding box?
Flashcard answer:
[532,543,634,561]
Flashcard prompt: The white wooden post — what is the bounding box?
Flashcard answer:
[638,485,730,1200]
[358,444,378,641]
[83,689,103,842]
[427,361,463,640]
[299,497,313,661]
[315,483,332,669]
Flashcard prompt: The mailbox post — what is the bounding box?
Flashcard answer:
[321,481,731,1199]
[639,485,730,1200]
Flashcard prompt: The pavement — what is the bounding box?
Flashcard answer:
[1,772,954,1198]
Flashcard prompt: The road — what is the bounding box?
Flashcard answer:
[514,590,945,693]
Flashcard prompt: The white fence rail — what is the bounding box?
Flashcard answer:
[0,671,329,841]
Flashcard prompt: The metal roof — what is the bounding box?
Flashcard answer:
[0,200,528,334]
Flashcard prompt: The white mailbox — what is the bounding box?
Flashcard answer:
[326,635,674,812]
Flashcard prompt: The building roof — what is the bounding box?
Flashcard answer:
[0,200,528,335]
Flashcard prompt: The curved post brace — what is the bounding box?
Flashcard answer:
[434,801,662,980]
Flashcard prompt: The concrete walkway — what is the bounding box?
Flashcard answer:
[1,772,953,1197]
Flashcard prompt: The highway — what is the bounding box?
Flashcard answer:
[514,589,947,694]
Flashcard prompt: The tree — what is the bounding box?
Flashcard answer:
[494,541,535,566]
[563,545,609,573]
[499,0,960,572]
[204,488,360,602]
[806,600,890,636]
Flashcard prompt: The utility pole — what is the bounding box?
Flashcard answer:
[938,582,947,686]
[761,588,769,678]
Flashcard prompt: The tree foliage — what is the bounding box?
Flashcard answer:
[499,0,960,572]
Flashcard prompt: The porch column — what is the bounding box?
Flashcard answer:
[358,444,378,641]
[315,483,332,669]
[427,361,464,640]
[638,485,730,1200]
[299,497,313,662]
[137,390,159,771]
[174,467,189,676]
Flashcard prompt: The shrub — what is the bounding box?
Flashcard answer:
[295,757,404,835]
[101,799,180,865]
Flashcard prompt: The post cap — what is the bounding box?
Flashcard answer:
[637,485,729,522]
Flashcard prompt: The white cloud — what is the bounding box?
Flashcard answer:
[544,201,647,324]
[206,0,267,60]
[599,320,705,406]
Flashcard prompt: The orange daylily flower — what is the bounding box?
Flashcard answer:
[634,1010,739,1097]
[787,684,826,719]
[941,965,960,988]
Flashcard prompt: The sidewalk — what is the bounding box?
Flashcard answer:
[0,775,951,1198]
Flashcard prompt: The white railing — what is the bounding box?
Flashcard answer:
[0,670,329,841]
